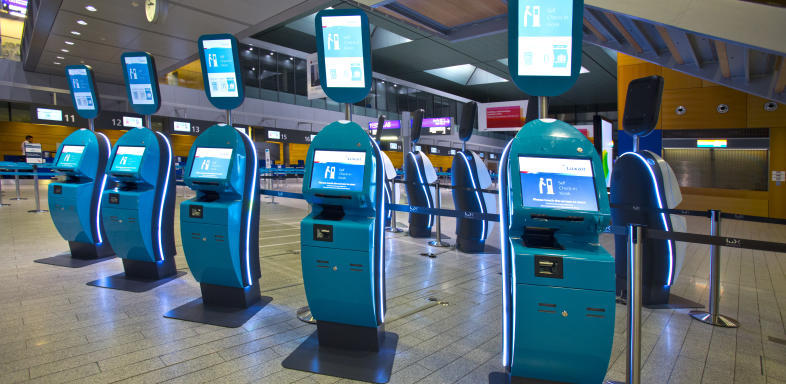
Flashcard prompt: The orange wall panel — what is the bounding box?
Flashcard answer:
[747,96,786,128]
[660,86,747,130]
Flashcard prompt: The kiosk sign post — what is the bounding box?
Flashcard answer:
[198,34,244,125]
[65,65,100,129]
[121,51,161,127]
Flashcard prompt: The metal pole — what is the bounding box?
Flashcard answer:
[27,165,47,213]
[12,169,25,200]
[0,171,9,207]
[226,110,232,126]
[538,96,548,119]
[145,114,152,130]
[345,103,352,121]
[627,224,643,384]
[428,182,450,247]
[690,210,739,327]
[632,135,640,153]
[88,118,95,132]
[387,180,403,233]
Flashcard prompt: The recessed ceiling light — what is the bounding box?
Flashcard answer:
[269,52,274,56]
[64,41,75,45]
[76,20,87,25]
[60,49,69,53]
[70,31,81,36]
[85,5,97,12]
[289,57,294,61]
[53,62,61,65]
[251,67,255,71]
[56,56,65,59]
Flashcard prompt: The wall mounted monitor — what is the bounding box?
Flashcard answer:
[518,156,598,211]
[123,116,144,128]
[57,145,85,169]
[508,0,584,96]
[389,142,398,150]
[314,9,372,103]
[111,146,145,173]
[190,147,233,179]
[430,147,438,154]
[198,34,244,110]
[450,149,457,155]
[121,52,161,115]
[173,121,191,133]
[65,65,100,119]
[36,108,62,122]
[414,145,422,152]
[310,150,366,192]
[268,130,281,140]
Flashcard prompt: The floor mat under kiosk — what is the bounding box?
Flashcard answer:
[87,271,187,292]
[163,296,272,328]
[34,254,115,268]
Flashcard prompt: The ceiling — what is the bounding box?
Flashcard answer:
[252,1,619,108]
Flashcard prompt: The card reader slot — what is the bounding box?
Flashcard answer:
[522,227,564,250]
[193,181,220,186]
[530,214,584,222]
[315,193,351,200]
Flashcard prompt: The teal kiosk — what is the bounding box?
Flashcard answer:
[88,52,183,291]
[37,65,115,267]
[493,0,615,383]
[281,9,397,384]
[164,34,268,328]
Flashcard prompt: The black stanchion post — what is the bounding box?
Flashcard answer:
[12,169,25,200]
[27,165,48,213]
[428,182,450,247]
[387,180,403,233]
[627,224,643,384]
[690,209,739,328]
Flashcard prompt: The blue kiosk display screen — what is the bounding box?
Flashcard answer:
[519,156,598,211]
[516,0,573,77]
[321,15,366,88]
[67,68,96,111]
[124,56,155,105]
[57,145,85,169]
[190,147,233,179]
[202,39,239,98]
[310,150,365,192]
[111,146,145,173]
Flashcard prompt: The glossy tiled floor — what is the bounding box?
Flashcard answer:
[0,179,785,383]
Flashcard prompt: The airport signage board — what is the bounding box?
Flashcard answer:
[479,100,529,131]
[95,111,146,130]
[198,34,244,110]
[166,118,218,136]
[121,52,161,116]
[314,9,372,103]
[30,104,86,127]
[508,0,583,96]
[65,65,100,119]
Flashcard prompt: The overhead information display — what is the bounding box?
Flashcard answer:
[314,9,372,103]
[310,150,365,192]
[198,34,244,110]
[111,146,145,173]
[190,147,233,179]
[57,145,86,169]
[121,52,161,116]
[66,65,100,119]
[516,0,573,77]
[519,156,598,211]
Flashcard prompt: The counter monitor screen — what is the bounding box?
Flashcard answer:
[268,130,281,140]
[321,15,365,88]
[190,147,233,179]
[516,0,573,77]
[202,39,239,98]
[57,145,85,169]
[519,156,598,211]
[111,146,145,173]
[310,150,365,192]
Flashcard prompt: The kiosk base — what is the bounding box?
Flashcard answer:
[163,283,271,328]
[488,372,571,384]
[317,321,384,352]
[34,242,115,268]
[282,330,398,384]
[86,270,186,293]
[643,294,704,309]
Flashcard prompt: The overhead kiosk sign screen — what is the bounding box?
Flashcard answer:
[310,150,365,192]
[321,15,365,88]
[517,0,573,76]
[190,147,233,179]
[67,68,96,111]
[111,146,145,173]
[519,156,598,211]
[203,39,239,97]
[124,56,155,104]
[57,145,85,169]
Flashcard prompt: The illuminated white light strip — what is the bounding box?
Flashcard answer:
[155,132,172,261]
[370,138,386,322]
[623,152,674,286]
[408,151,433,227]
[95,133,111,245]
[238,130,257,286]
[498,139,513,368]
[458,152,486,241]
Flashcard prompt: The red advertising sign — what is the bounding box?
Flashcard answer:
[486,106,523,129]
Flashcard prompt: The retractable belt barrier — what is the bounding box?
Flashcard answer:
[611,203,786,225]
[391,178,499,195]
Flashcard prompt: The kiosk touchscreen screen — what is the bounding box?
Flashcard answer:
[111,146,145,173]
[321,15,365,88]
[190,147,233,179]
[519,156,598,211]
[57,145,85,169]
[310,150,365,192]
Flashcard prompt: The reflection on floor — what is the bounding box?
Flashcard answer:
[0,181,785,384]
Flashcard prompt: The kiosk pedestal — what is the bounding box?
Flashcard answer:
[164,124,270,328]
[281,120,397,384]
[36,129,115,268]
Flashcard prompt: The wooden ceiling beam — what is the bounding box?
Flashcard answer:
[775,56,786,93]
[583,18,607,42]
[655,25,685,65]
[714,40,731,78]
[604,12,642,53]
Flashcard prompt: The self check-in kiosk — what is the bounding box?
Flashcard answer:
[39,65,115,266]
[451,102,497,253]
[403,109,438,238]
[498,119,615,383]
[611,75,688,306]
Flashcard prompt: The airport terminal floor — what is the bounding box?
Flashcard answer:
[1,181,784,384]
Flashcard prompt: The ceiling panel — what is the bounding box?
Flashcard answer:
[43,34,122,64]
[395,0,506,28]
[52,10,142,47]
[170,0,300,26]
[372,38,473,73]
